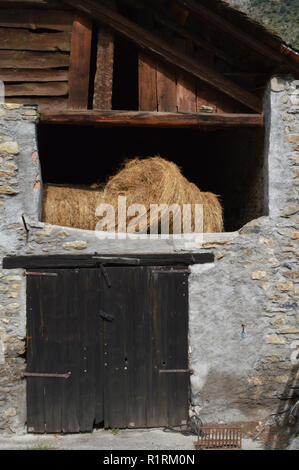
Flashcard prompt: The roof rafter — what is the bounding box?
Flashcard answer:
[176,0,299,75]
[58,0,263,112]
[132,0,237,67]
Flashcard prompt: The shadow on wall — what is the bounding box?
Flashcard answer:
[263,363,299,449]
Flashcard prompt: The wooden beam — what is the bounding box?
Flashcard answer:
[59,0,263,112]
[68,14,93,109]
[5,82,68,97]
[176,0,299,73]
[136,0,237,67]
[5,97,68,113]
[93,26,115,109]
[0,2,67,9]
[0,50,69,69]
[3,253,214,269]
[0,69,68,82]
[40,110,264,128]
[0,28,71,52]
[93,0,116,109]
[0,9,74,31]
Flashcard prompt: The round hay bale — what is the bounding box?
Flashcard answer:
[42,183,102,231]
[42,157,224,233]
[97,156,223,233]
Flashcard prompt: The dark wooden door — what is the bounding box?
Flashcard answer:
[26,266,189,433]
[26,268,103,433]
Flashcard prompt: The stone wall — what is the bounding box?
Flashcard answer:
[0,76,298,438]
[189,76,299,431]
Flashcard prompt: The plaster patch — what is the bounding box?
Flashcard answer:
[190,263,215,274]
[190,363,209,393]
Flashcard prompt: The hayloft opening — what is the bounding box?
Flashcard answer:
[37,124,265,232]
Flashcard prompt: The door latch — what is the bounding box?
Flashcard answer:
[99,309,114,322]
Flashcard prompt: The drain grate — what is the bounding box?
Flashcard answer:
[194,426,242,450]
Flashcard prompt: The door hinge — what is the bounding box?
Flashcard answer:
[25,271,58,277]
[21,372,71,379]
[159,369,194,374]
[152,269,191,274]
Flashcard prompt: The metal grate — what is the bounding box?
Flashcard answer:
[194,426,242,450]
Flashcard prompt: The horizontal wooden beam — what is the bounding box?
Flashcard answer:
[176,0,299,74]
[0,9,74,31]
[3,253,214,269]
[0,28,71,52]
[5,82,68,97]
[40,110,264,128]
[0,50,70,69]
[0,68,68,82]
[0,2,68,10]
[59,0,263,112]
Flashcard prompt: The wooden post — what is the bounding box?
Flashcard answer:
[68,14,93,110]
[93,26,114,109]
[93,0,116,109]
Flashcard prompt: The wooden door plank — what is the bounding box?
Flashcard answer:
[0,50,70,69]
[125,267,148,428]
[26,274,45,433]
[0,28,71,52]
[103,267,129,429]
[138,51,158,111]
[77,268,99,432]
[61,269,80,433]
[163,271,189,427]
[93,25,115,109]
[42,270,64,434]
[146,268,168,427]
[95,269,104,426]
[68,14,92,109]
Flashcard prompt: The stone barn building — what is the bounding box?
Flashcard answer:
[0,0,298,446]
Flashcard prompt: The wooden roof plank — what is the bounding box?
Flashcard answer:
[59,0,263,112]
[68,14,93,109]
[176,0,299,74]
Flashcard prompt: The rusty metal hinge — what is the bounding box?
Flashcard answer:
[99,309,114,322]
[21,372,71,379]
[152,269,191,274]
[159,369,194,374]
[99,264,112,288]
[24,271,58,277]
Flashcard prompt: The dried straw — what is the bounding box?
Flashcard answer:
[42,157,223,233]
[42,183,102,231]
